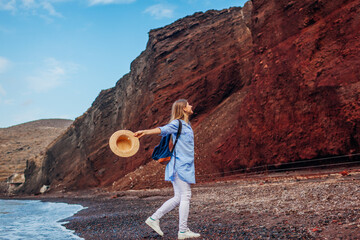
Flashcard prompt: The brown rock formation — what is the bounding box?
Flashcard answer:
[212,0,360,172]
[0,119,72,182]
[20,0,360,194]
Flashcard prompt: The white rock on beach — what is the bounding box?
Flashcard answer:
[40,185,50,194]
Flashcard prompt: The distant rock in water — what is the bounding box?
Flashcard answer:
[0,119,72,191]
[19,0,360,194]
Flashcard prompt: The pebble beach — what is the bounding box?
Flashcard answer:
[2,171,360,239]
[4,170,360,239]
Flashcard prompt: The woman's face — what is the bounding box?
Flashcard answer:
[183,102,193,115]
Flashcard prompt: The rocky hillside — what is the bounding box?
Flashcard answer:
[0,119,73,182]
[19,0,360,194]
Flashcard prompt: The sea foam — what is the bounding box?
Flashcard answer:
[0,199,85,240]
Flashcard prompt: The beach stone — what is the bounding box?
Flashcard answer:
[40,185,50,194]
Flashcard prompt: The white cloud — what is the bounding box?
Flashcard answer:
[41,1,62,17]
[0,0,16,12]
[0,0,63,18]
[0,56,11,73]
[26,58,78,93]
[88,0,135,6]
[21,0,36,9]
[144,4,175,19]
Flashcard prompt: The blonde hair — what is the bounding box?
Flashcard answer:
[169,99,188,123]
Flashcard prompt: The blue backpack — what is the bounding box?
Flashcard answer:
[152,119,182,165]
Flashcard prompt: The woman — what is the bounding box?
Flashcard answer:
[134,99,201,239]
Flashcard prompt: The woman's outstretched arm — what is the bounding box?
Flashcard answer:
[134,128,161,138]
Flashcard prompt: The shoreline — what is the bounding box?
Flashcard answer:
[2,169,360,239]
[0,198,85,239]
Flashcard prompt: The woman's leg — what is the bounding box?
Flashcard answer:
[175,175,200,239]
[175,174,192,232]
[150,180,181,220]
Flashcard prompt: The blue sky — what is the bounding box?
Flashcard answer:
[0,0,247,128]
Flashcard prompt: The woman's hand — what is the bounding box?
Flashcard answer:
[134,128,160,138]
[134,130,146,138]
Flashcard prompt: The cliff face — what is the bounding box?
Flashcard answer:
[212,0,360,172]
[20,4,254,193]
[20,0,360,194]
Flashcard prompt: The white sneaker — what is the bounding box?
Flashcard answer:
[145,217,164,236]
[178,229,201,239]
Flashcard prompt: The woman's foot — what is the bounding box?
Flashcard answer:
[145,217,164,236]
[178,229,200,239]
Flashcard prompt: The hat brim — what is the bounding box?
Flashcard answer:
[109,130,140,157]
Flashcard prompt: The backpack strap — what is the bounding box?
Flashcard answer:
[170,119,182,154]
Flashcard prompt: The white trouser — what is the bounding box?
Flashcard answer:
[151,173,191,232]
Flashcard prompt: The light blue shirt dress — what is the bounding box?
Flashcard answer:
[158,119,195,184]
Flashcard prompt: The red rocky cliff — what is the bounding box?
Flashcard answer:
[212,0,360,173]
[20,0,359,194]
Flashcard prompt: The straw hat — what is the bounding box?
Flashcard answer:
[109,130,140,157]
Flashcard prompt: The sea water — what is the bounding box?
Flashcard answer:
[0,199,85,240]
